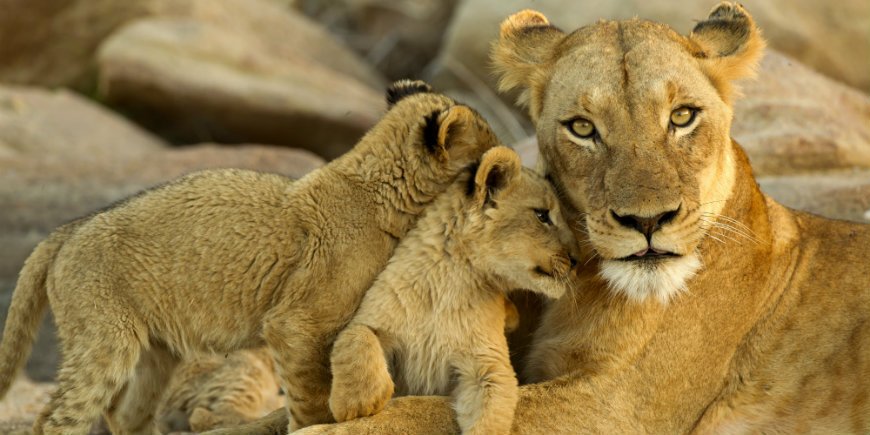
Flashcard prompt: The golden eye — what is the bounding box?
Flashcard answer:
[670,107,696,127]
[566,118,596,139]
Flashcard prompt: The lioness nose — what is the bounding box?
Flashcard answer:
[611,207,680,241]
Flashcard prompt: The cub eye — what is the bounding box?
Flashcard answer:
[565,118,596,139]
[670,107,697,127]
[534,209,552,225]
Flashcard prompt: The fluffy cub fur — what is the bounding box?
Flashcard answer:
[328,147,577,435]
[0,80,500,435]
[156,348,284,433]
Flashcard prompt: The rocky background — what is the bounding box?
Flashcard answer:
[1,0,869,433]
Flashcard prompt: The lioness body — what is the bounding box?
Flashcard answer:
[328,147,576,435]
[0,81,498,434]
[223,4,869,435]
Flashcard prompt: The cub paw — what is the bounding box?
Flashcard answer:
[329,373,394,422]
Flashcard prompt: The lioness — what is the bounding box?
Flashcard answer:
[210,3,869,435]
[0,80,500,434]
[328,146,576,435]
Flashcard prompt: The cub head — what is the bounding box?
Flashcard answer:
[367,79,500,193]
[492,2,764,303]
[465,146,578,300]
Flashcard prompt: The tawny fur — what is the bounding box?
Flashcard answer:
[0,80,500,435]
[328,147,576,435]
[156,348,284,433]
[205,3,870,435]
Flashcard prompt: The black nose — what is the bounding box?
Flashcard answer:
[611,206,680,241]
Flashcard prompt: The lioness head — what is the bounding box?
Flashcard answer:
[368,79,500,192]
[465,147,578,299]
[492,2,764,303]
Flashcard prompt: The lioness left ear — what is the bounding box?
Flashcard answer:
[491,10,564,121]
[473,146,522,207]
[688,2,766,103]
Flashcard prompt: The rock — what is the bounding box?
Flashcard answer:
[97,14,386,159]
[732,52,870,175]
[0,0,382,91]
[431,0,870,94]
[0,85,165,160]
[758,171,870,223]
[297,0,460,80]
[0,376,53,435]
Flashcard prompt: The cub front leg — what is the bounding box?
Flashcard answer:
[329,323,395,422]
[263,310,334,431]
[452,349,519,435]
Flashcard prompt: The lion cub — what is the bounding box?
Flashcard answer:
[156,348,284,433]
[329,147,577,435]
[0,80,499,435]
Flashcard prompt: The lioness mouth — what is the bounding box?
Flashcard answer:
[618,248,680,262]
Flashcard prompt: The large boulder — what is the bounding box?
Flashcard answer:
[733,52,870,175]
[96,15,385,159]
[758,171,870,223]
[0,0,382,91]
[431,0,870,94]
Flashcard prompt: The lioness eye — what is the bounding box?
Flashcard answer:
[670,107,696,127]
[566,118,596,139]
[534,209,552,225]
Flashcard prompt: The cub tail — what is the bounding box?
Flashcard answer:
[0,222,77,398]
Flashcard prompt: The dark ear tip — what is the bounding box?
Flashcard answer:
[386,79,434,107]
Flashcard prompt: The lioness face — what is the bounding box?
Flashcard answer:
[468,147,577,299]
[493,3,764,302]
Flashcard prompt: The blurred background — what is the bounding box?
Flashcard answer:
[1,0,869,430]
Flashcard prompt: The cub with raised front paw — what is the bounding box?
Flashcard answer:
[329,146,577,435]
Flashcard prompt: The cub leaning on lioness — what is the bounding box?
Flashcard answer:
[0,80,499,435]
[328,147,577,435]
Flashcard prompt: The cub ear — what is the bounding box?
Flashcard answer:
[472,146,522,207]
[423,105,494,162]
[688,2,765,103]
[491,10,564,121]
[386,79,433,107]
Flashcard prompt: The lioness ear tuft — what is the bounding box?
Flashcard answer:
[689,2,765,103]
[473,146,522,206]
[491,10,564,121]
[386,79,433,107]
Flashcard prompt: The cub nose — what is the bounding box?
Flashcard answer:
[611,206,680,241]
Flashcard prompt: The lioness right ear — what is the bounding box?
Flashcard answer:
[472,146,522,207]
[491,10,564,121]
[688,2,765,103]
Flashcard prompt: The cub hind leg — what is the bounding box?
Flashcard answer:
[34,291,148,435]
[104,342,180,435]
